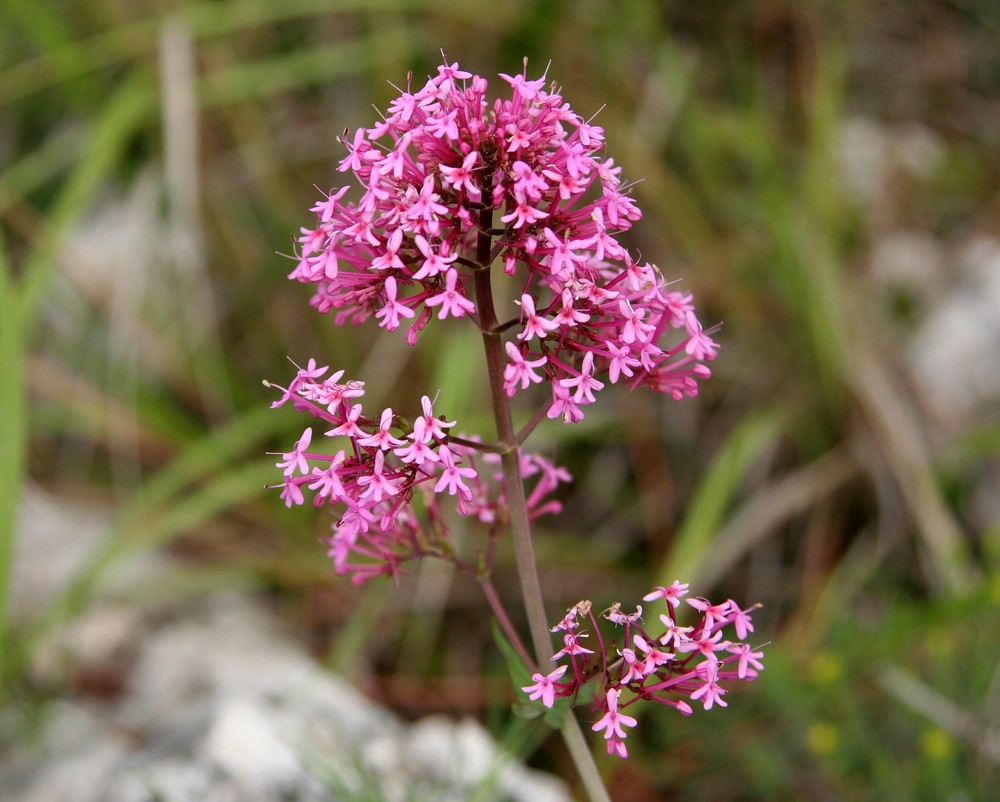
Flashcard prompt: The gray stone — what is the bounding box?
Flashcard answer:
[3,488,573,802]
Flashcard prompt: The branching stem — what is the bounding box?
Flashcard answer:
[472,197,612,802]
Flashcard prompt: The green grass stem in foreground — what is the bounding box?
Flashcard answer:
[0,234,28,690]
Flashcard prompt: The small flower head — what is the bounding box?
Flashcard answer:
[265,363,570,582]
[527,586,763,759]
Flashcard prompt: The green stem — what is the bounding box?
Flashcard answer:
[474,274,553,663]
[472,201,611,802]
[480,575,534,670]
[0,247,27,693]
[472,206,552,666]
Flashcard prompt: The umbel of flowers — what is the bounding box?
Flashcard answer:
[268,360,570,582]
[269,59,719,580]
[289,60,717,417]
[523,582,764,759]
[266,58,760,769]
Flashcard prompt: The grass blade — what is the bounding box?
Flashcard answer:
[656,408,785,588]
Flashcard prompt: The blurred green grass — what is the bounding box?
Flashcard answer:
[1,0,998,798]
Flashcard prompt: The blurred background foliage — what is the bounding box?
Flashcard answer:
[1,0,999,798]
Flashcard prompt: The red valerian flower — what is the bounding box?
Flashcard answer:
[524,587,765,759]
[287,60,716,420]
[266,363,571,582]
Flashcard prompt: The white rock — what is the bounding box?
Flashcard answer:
[870,230,946,299]
[838,116,944,224]
[5,490,573,802]
[838,117,891,208]
[403,715,497,786]
[104,760,217,802]
[203,697,302,793]
[907,236,1000,421]
[9,486,107,622]
[2,702,130,802]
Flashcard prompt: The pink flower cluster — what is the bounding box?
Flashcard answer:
[269,59,758,768]
[288,60,716,422]
[521,581,764,759]
[267,360,571,582]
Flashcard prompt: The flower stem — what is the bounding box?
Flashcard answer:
[474,267,553,664]
[480,575,534,670]
[473,206,612,802]
[472,204,552,666]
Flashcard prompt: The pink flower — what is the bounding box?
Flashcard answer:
[308,452,346,502]
[425,268,475,319]
[394,418,440,465]
[418,395,456,440]
[726,642,765,679]
[513,160,548,201]
[294,357,329,383]
[503,341,548,395]
[547,383,583,423]
[284,58,716,418]
[558,351,604,405]
[405,175,448,235]
[552,288,590,328]
[266,356,574,582]
[643,581,689,609]
[327,403,365,439]
[677,628,725,658]
[370,228,405,272]
[658,613,693,648]
[498,68,547,101]
[356,451,400,503]
[552,631,594,661]
[412,234,458,280]
[522,664,568,709]
[516,294,558,342]
[620,648,644,684]
[592,688,637,758]
[632,634,673,676]
[436,61,472,91]
[374,277,415,332]
[531,587,763,759]
[276,428,313,477]
[309,186,350,223]
[279,477,305,508]
[690,660,728,710]
[357,408,405,451]
[686,597,732,631]
[268,65,750,730]
[433,445,477,499]
[501,200,548,229]
[439,151,482,201]
[550,602,587,633]
[726,600,757,640]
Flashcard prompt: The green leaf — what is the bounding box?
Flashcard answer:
[492,620,533,694]
[491,620,576,726]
